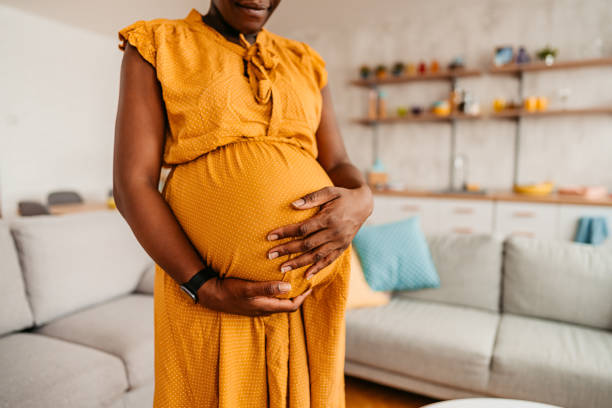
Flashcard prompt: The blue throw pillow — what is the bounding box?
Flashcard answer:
[352,216,440,291]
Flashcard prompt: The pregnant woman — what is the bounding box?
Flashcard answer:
[113,1,373,407]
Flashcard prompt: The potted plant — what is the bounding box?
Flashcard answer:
[536,45,558,66]
[359,65,371,79]
[375,64,388,79]
[391,62,405,76]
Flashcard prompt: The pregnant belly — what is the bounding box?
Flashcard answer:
[163,140,341,298]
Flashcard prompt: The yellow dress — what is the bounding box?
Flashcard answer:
[118,8,351,408]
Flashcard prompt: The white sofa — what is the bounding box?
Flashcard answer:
[345,234,612,408]
[0,211,156,408]
[1,211,611,408]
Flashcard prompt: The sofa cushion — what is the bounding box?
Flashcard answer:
[135,263,156,295]
[346,245,391,310]
[0,333,128,408]
[503,236,612,330]
[36,294,154,388]
[489,314,612,408]
[345,297,500,392]
[10,211,153,325]
[396,234,503,312]
[0,221,33,335]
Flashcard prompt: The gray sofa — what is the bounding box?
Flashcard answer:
[1,211,156,408]
[2,211,611,408]
[345,234,612,408]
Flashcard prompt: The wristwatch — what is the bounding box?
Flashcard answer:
[179,265,218,304]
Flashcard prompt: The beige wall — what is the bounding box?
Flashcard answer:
[2,0,611,217]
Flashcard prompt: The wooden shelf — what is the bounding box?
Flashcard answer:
[490,107,612,119]
[371,188,612,207]
[353,112,482,125]
[349,69,481,87]
[353,107,612,126]
[489,57,612,75]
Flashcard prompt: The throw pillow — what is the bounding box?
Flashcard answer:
[352,216,440,291]
[346,246,391,310]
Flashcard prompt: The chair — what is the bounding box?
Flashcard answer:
[47,191,83,206]
[18,201,50,216]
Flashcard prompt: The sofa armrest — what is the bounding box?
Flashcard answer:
[135,264,155,295]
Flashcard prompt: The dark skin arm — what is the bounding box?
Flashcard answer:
[113,43,311,316]
[266,85,374,279]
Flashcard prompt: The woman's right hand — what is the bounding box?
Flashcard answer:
[198,277,313,316]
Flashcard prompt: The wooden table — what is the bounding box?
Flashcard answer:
[423,398,561,408]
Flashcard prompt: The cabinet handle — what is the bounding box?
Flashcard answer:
[452,227,473,234]
[512,231,535,237]
[453,207,474,215]
[512,211,536,218]
[401,205,421,212]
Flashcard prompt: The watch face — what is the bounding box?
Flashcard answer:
[179,285,197,303]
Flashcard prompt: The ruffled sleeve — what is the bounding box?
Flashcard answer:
[302,42,328,90]
[118,20,157,68]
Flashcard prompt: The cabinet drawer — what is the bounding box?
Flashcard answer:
[366,196,439,235]
[438,200,494,235]
[495,202,559,239]
[558,204,612,241]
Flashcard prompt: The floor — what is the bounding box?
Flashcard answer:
[345,376,438,408]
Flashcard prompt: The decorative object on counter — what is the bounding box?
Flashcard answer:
[536,96,548,111]
[359,65,372,79]
[391,62,405,77]
[516,46,531,64]
[366,158,389,189]
[377,90,387,119]
[375,64,388,79]
[574,216,609,245]
[494,45,514,66]
[536,45,558,66]
[396,106,408,117]
[432,100,450,116]
[465,183,482,193]
[367,89,378,120]
[449,89,461,112]
[418,61,427,75]
[430,59,440,73]
[406,63,417,75]
[451,154,468,191]
[411,105,424,115]
[448,56,465,70]
[107,189,116,209]
[558,185,608,199]
[513,181,554,196]
[493,98,506,112]
[524,96,538,112]
[457,90,480,115]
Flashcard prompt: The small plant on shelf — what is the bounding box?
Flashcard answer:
[536,45,558,66]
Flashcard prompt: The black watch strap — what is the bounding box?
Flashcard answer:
[179,265,218,304]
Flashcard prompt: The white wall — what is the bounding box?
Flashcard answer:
[2,0,612,218]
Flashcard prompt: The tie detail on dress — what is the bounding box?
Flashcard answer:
[239,32,279,104]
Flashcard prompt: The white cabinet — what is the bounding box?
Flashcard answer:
[558,205,612,241]
[366,196,439,235]
[494,202,559,239]
[437,200,494,235]
[370,193,611,242]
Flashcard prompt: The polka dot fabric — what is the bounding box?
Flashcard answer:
[118,8,350,408]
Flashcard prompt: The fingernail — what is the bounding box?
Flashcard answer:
[292,198,305,207]
[279,282,291,292]
[281,265,292,273]
[267,234,279,241]
[268,251,279,260]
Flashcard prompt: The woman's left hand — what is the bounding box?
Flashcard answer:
[266,185,373,280]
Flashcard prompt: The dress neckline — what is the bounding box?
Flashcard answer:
[184,8,270,55]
